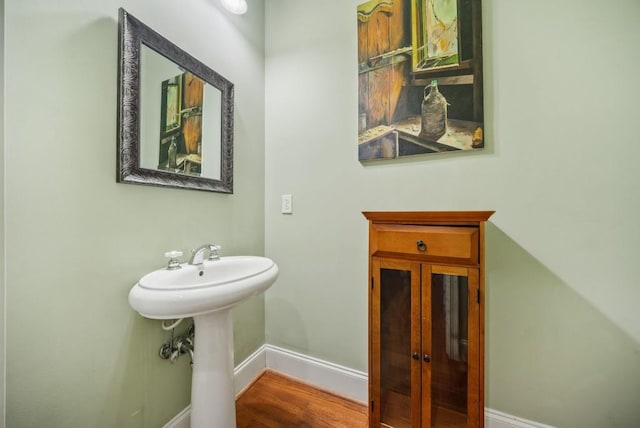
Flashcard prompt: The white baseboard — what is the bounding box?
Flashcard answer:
[265,344,368,403]
[162,404,191,428]
[164,344,553,428]
[234,344,268,395]
[485,409,556,428]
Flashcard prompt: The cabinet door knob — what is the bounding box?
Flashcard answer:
[416,240,427,252]
[412,352,420,360]
[423,354,430,363]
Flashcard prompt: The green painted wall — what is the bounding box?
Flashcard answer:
[5,0,640,426]
[264,0,640,427]
[4,0,265,427]
[0,0,5,424]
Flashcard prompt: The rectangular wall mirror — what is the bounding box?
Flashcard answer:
[117,8,234,193]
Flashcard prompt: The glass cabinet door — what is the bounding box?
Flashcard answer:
[422,265,480,428]
[371,259,422,428]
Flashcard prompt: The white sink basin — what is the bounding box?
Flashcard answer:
[129,256,278,319]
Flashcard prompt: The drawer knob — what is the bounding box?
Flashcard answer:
[416,240,427,252]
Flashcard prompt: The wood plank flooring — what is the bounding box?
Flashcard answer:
[236,370,368,428]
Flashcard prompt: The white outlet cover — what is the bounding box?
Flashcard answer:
[281,194,292,214]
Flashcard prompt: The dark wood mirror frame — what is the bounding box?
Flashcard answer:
[117,8,234,193]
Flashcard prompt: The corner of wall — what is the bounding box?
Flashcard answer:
[1,0,6,424]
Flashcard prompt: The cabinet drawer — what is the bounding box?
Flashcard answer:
[373,224,479,264]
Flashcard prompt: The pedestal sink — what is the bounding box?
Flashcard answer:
[128,256,279,428]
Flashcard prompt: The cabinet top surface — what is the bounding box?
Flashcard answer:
[362,211,495,225]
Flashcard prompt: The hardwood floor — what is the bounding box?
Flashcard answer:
[236,370,368,428]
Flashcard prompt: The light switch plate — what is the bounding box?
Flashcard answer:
[281,194,292,214]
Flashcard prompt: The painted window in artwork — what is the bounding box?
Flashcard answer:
[414,0,460,70]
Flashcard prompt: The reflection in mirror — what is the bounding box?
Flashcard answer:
[139,46,222,180]
[117,8,233,193]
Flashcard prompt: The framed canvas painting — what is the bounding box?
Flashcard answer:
[357,0,484,161]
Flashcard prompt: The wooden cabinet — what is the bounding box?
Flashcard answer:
[363,212,494,428]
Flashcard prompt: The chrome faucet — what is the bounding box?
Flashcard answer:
[188,244,221,265]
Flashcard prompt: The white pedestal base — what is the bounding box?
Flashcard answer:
[190,310,236,428]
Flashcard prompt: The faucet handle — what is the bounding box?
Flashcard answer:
[164,251,183,270]
[208,245,222,260]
